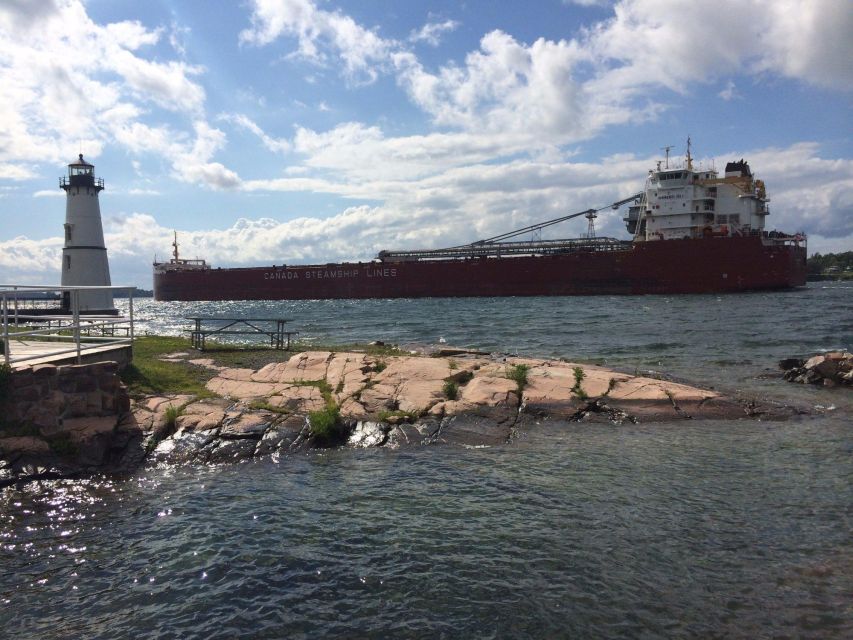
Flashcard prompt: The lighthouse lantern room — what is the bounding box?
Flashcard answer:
[59,154,114,312]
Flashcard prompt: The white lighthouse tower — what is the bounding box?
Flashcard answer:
[59,154,114,312]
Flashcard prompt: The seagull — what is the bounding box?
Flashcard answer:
[438,336,446,343]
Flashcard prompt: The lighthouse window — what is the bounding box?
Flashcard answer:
[65,256,71,269]
[64,224,73,243]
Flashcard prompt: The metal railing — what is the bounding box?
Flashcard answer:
[1,284,135,367]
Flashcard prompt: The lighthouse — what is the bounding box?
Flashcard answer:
[59,154,114,312]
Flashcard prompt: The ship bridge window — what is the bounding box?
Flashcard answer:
[716,214,741,224]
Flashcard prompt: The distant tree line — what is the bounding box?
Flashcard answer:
[113,288,154,298]
[807,251,853,279]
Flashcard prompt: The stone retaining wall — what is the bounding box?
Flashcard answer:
[3,361,130,430]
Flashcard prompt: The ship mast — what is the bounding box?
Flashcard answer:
[661,145,673,169]
[172,231,180,262]
[686,136,693,171]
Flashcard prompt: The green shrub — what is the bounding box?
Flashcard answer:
[164,404,183,430]
[448,359,458,370]
[308,404,343,444]
[506,363,530,395]
[49,434,77,457]
[443,379,459,400]
[572,366,587,398]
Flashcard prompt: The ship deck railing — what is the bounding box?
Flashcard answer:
[378,236,631,261]
[185,317,297,351]
[1,285,136,369]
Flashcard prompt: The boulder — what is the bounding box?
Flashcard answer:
[219,412,273,438]
[348,421,389,448]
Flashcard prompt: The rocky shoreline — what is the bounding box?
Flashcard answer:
[779,351,853,387]
[1,349,798,487]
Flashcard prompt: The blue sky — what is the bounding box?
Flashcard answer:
[1,0,851,287]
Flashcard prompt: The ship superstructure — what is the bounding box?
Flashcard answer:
[626,140,771,242]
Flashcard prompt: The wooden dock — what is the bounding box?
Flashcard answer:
[5,340,133,370]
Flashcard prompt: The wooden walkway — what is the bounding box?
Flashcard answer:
[5,340,132,370]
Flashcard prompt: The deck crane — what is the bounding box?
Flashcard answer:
[377,193,642,262]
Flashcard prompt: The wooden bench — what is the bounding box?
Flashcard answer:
[185,317,297,351]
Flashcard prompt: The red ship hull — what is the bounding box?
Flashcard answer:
[153,236,807,301]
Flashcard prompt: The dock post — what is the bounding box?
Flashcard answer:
[72,289,81,364]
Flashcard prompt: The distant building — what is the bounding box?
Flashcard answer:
[59,155,114,312]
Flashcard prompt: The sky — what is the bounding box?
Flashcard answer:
[1,0,851,288]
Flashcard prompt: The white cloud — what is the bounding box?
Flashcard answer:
[222,113,292,153]
[0,0,233,189]
[236,0,853,180]
[409,19,459,46]
[742,143,853,239]
[718,80,739,101]
[0,235,62,280]
[394,31,591,143]
[239,0,396,84]
[585,0,853,94]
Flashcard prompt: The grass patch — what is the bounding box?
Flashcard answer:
[506,363,530,395]
[121,335,413,400]
[448,359,458,370]
[442,379,459,400]
[291,341,408,358]
[164,404,183,430]
[122,336,214,399]
[292,379,333,404]
[308,403,344,444]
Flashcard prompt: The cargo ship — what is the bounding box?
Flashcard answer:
[153,144,807,301]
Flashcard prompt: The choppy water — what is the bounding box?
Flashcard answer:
[3,283,852,638]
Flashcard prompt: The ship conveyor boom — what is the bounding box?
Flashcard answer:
[378,237,632,261]
[378,193,642,262]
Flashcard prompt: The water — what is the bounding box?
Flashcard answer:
[3,283,852,638]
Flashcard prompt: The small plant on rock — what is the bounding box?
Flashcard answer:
[506,363,530,395]
[571,366,588,400]
[164,404,182,430]
[443,379,459,400]
[606,377,619,395]
[308,403,344,444]
[448,359,458,371]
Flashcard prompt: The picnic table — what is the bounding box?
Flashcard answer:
[185,317,297,350]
